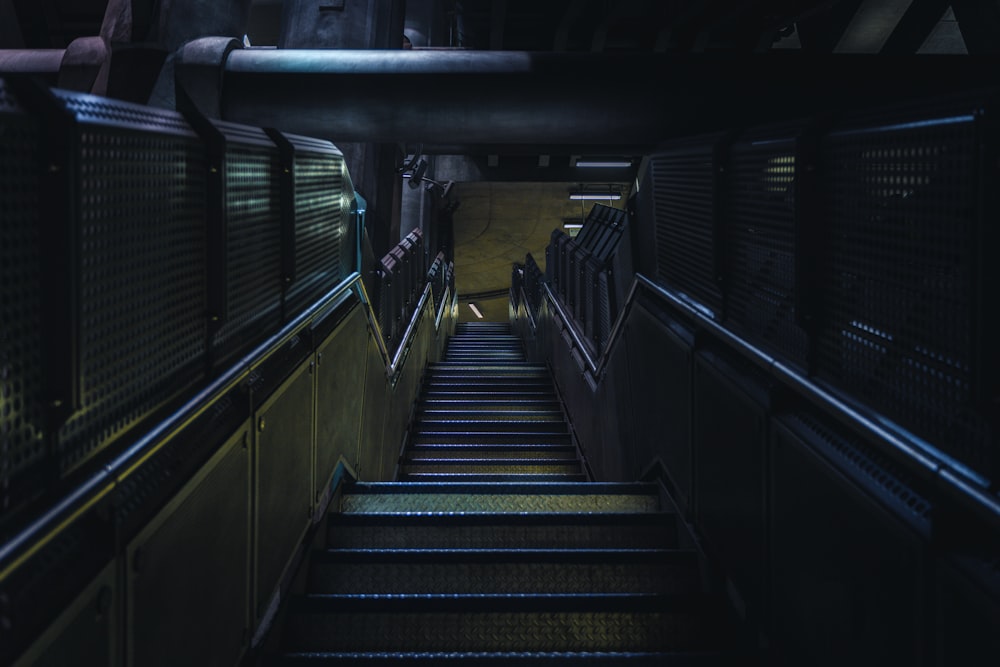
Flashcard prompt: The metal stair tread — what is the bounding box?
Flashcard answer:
[404,456,578,464]
[325,512,680,550]
[314,547,684,559]
[399,474,589,483]
[275,650,761,666]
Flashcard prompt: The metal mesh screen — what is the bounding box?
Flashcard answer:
[285,143,345,318]
[55,101,208,474]
[212,145,283,356]
[0,84,48,514]
[726,125,808,367]
[817,104,991,476]
[650,136,723,316]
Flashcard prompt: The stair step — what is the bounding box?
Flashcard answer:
[307,549,701,595]
[414,420,568,434]
[411,432,572,445]
[276,650,761,666]
[340,483,660,514]
[421,390,556,399]
[400,473,589,483]
[406,447,576,460]
[444,345,523,350]
[326,512,680,550]
[401,462,582,475]
[418,399,562,408]
[282,593,735,653]
[406,453,577,464]
[422,383,555,393]
[426,367,547,376]
[415,410,566,421]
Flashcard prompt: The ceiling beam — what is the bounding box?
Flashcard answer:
[208,47,995,151]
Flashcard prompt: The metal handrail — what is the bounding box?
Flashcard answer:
[527,272,1000,531]
[0,257,452,583]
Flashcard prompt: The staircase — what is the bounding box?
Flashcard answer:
[275,323,758,665]
[403,322,585,482]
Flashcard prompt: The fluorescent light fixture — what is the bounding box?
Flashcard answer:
[468,303,484,319]
[575,160,632,168]
[569,193,622,200]
[563,223,584,229]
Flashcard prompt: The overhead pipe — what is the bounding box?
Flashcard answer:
[174,39,995,152]
[0,37,108,92]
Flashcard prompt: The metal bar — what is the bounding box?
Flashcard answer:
[528,269,1000,528]
[633,273,1000,528]
[0,271,363,584]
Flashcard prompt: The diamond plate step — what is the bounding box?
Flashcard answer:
[307,549,701,595]
[401,462,582,475]
[275,650,762,666]
[340,483,660,514]
[400,473,589,483]
[326,512,680,550]
[414,420,569,433]
[421,390,557,399]
[415,410,566,421]
[411,432,572,445]
[418,398,562,409]
[406,448,577,461]
[422,382,556,393]
[426,368,548,377]
[282,593,738,653]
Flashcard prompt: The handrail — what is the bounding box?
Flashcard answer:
[388,282,433,379]
[0,256,451,584]
[529,272,1000,531]
[436,285,452,331]
[0,271,353,583]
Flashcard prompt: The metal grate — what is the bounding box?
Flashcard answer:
[0,84,47,515]
[212,145,283,356]
[285,141,345,318]
[650,136,723,316]
[726,125,808,367]
[56,110,208,473]
[817,103,991,476]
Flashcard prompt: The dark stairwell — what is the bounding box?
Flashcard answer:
[269,323,760,665]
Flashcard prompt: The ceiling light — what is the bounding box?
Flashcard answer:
[569,192,622,201]
[563,223,584,229]
[575,160,632,168]
[468,303,484,319]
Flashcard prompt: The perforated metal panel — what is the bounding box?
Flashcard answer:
[53,92,208,474]
[817,102,991,476]
[212,125,283,360]
[0,81,47,515]
[284,134,345,318]
[650,135,724,315]
[726,125,808,367]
